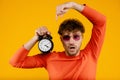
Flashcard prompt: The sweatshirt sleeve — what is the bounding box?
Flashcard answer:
[9,46,46,68]
[81,5,106,60]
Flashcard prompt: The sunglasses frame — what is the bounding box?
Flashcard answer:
[62,34,81,41]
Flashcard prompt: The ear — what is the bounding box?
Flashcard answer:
[60,36,64,43]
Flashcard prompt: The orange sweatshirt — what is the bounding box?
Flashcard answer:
[10,5,106,80]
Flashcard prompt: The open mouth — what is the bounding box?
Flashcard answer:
[69,46,76,51]
[70,47,75,49]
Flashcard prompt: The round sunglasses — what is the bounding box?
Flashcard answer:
[62,34,81,41]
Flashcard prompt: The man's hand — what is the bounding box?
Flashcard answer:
[56,2,85,19]
[35,26,51,40]
[56,2,74,17]
[35,26,50,36]
[24,26,50,50]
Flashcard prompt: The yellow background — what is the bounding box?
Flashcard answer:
[0,0,120,80]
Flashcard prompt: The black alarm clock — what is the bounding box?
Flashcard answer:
[38,34,54,53]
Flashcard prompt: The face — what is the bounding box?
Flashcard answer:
[61,30,83,56]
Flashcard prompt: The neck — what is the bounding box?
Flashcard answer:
[65,50,80,56]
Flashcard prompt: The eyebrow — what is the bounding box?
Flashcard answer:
[63,31,82,35]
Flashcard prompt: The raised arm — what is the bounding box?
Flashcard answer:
[81,4,106,59]
[9,26,50,68]
[56,2,85,18]
[56,2,106,59]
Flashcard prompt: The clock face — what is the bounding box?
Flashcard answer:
[38,38,53,53]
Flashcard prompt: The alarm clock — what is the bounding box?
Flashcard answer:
[38,34,54,53]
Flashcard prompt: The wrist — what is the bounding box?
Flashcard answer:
[72,2,85,12]
[23,36,38,51]
[32,36,39,43]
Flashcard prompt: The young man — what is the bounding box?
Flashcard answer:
[10,2,106,80]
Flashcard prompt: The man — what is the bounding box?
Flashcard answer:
[10,2,106,80]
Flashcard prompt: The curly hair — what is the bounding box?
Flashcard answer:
[58,18,85,35]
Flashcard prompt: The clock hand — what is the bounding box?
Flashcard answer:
[45,42,51,46]
[45,45,49,48]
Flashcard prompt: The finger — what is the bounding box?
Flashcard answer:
[56,11,66,17]
[35,27,44,36]
[45,30,51,35]
[56,7,68,18]
[39,27,51,36]
[41,27,49,34]
[35,30,41,36]
[56,14,58,21]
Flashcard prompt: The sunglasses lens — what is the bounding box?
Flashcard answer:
[73,35,80,40]
[63,35,70,41]
[62,35,80,41]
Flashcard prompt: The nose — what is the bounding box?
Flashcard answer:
[69,37,75,44]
